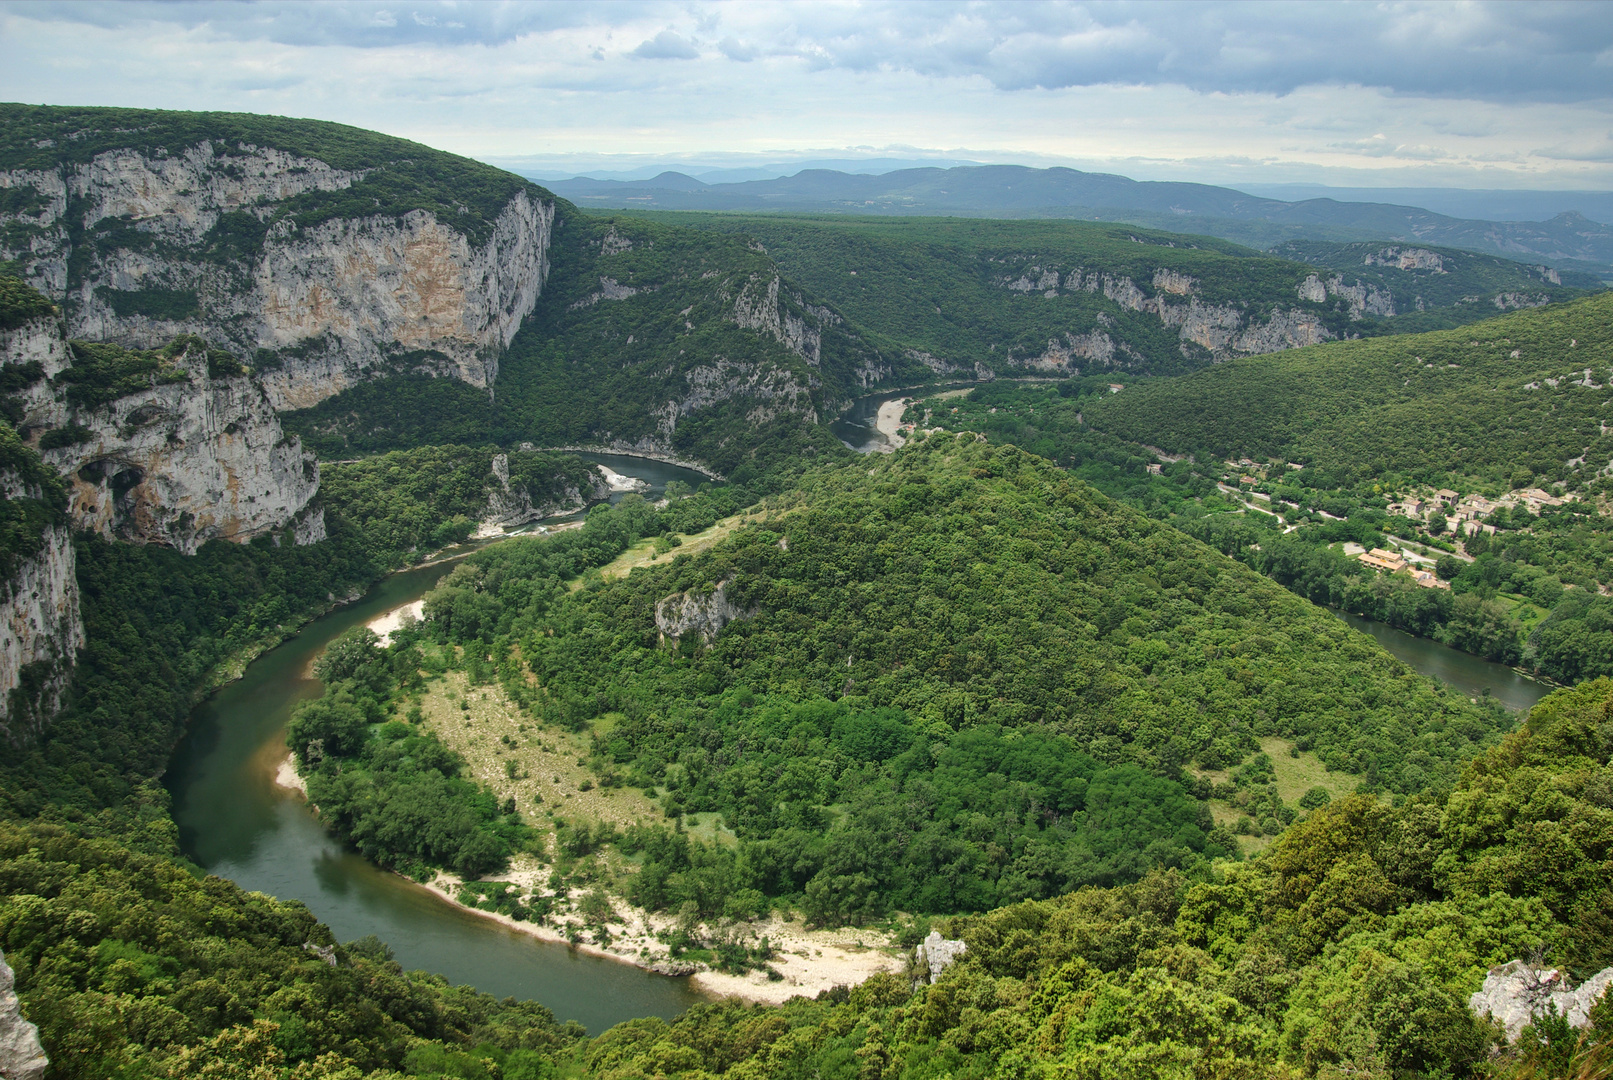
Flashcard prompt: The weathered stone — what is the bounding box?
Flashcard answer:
[0,949,47,1080]
[481,454,609,531]
[655,579,754,642]
[1468,959,1613,1041]
[3,142,554,411]
[34,342,320,554]
[303,941,338,967]
[0,525,83,743]
[914,930,967,985]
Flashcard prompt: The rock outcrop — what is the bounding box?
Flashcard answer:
[3,139,554,410]
[28,341,320,553]
[481,453,610,531]
[0,949,46,1080]
[997,263,1334,369]
[0,524,83,744]
[1469,960,1613,1041]
[655,579,754,643]
[2,308,322,554]
[914,931,967,985]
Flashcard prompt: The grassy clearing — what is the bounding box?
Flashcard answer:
[1258,736,1359,806]
[1197,738,1363,856]
[570,511,754,592]
[414,669,662,845]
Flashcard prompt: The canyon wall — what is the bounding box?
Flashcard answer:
[2,141,554,410]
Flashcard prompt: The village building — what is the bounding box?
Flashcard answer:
[1358,548,1406,572]
[1410,569,1451,590]
[1435,489,1459,507]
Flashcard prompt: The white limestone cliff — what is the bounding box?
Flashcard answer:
[482,453,610,530]
[1469,960,1613,1041]
[914,931,968,985]
[2,142,554,411]
[996,263,1334,369]
[655,579,754,643]
[0,949,46,1080]
[0,525,82,744]
[0,319,322,554]
[38,347,321,553]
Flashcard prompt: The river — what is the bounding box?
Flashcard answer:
[165,453,712,1035]
[1333,610,1551,713]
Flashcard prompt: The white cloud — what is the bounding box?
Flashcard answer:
[1,1,1610,189]
[632,29,700,60]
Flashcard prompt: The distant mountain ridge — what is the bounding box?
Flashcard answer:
[537,164,1613,276]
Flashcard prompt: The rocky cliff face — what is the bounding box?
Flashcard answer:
[655,579,754,642]
[996,263,1333,370]
[0,949,47,1080]
[2,140,554,410]
[0,524,81,745]
[3,323,321,554]
[482,452,610,530]
[1469,960,1613,1041]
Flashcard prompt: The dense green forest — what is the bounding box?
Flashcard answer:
[0,433,604,830]
[619,212,1596,372]
[317,445,603,559]
[1269,238,1599,331]
[10,673,1610,1078]
[284,438,1513,939]
[621,212,1334,375]
[4,107,1611,1080]
[919,368,1613,685]
[1088,291,1613,491]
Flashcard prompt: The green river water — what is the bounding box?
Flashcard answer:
[165,455,712,1034]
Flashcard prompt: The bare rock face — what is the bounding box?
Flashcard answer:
[481,453,610,530]
[1469,960,1613,1041]
[1366,246,1447,273]
[0,949,47,1080]
[0,316,73,423]
[914,931,967,985]
[655,579,754,643]
[0,524,81,744]
[34,343,320,554]
[999,262,1335,369]
[2,319,322,554]
[3,141,554,411]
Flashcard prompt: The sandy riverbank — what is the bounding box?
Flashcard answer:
[365,599,425,646]
[874,398,911,451]
[273,737,904,1005]
[413,867,904,1005]
[273,753,307,797]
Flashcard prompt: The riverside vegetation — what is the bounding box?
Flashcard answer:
[912,291,1613,686]
[286,439,1506,937]
[3,108,1612,1080]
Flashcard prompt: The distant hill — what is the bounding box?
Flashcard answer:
[537,164,1613,276]
[617,213,1598,366]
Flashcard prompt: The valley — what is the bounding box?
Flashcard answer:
[1,103,1610,1080]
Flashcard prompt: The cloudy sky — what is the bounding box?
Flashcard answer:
[3,0,1612,188]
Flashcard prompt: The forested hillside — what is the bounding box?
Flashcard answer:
[916,294,1613,684]
[283,213,887,476]
[282,436,1508,940]
[5,103,1610,1080]
[623,213,1596,368]
[10,672,1610,1079]
[1090,290,1613,491]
